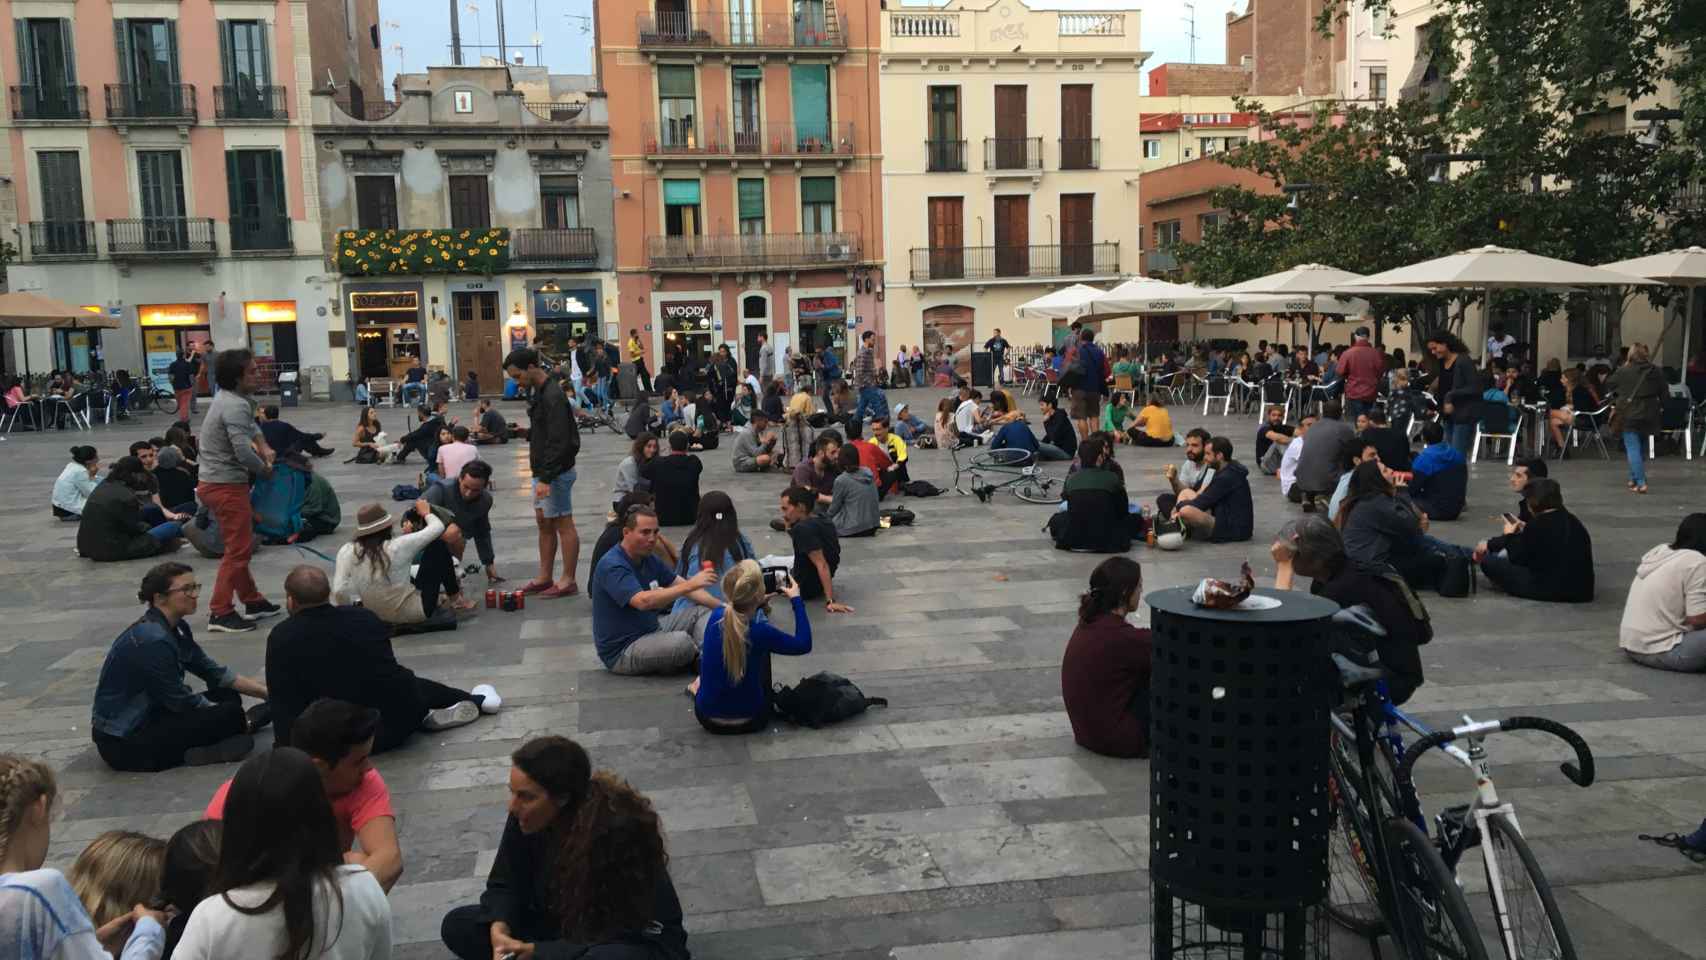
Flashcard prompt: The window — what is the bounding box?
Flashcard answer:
[663,179,700,236]
[1368,68,1387,102]
[656,65,697,149]
[16,19,78,119]
[1143,138,1162,159]
[1217,113,1232,124]
[137,150,188,250]
[1200,137,1221,155]
[541,176,580,229]
[732,65,762,152]
[115,19,182,115]
[1181,113,1196,124]
[448,174,490,229]
[218,20,273,117]
[35,151,89,254]
[790,64,830,149]
[226,149,288,250]
[1183,147,1193,158]
[801,177,835,233]
[1370,5,1388,35]
[1225,135,1248,149]
[738,178,765,235]
[354,175,397,230]
[926,85,962,171]
[1198,211,1223,234]
[1153,219,1182,248]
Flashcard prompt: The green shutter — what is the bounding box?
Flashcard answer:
[268,150,286,217]
[732,65,761,81]
[656,65,695,98]
[225,150,241,220]
[58,19,75,83]
[114,20,131,85]
[800,177,834,205]
[663,179,700,206]
[790,64,829,143]
[738,179,765,219]
[165,20,180,83]
[258,21,272,85]
[217,22,231,86]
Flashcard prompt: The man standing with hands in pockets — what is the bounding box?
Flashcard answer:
[506,348,582,599]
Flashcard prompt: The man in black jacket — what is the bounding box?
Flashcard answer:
[507,348,582,599]
[423,460,504,584]
[1473,478,1594,603]
[1038,394,1077,460]
[266,565,497,753]
[1173,437,1254,543]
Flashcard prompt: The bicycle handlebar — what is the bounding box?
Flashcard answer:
[1393,715,1596,796]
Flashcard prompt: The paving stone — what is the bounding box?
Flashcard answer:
[752,835,948,905]
[921,820,1137,886]
[889,924,1149,959]
[922,756,1107,805]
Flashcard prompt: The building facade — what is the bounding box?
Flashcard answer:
[312,66,615,395]
[596,0,885,378]
[0,0,380,390]
[880,0,1145,363]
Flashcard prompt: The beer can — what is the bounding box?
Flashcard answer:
[485,589,497,609]
[515,590,525,610]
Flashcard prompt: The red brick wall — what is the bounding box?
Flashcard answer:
[1236,0,1334,96]
[1149,63,1252,97]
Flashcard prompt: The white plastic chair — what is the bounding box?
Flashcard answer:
[1201,375,1233,416]
[1471,405,1521,465]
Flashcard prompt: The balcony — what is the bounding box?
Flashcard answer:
[909,242,1119,283]
[26,221,98,260]
[636,8,846,53]
[523,101,588,123]
[647,231,860,272]
[643,115,856,160]
[925,139,966,172]
[511,227,598,266]
[984,136,1043,173]
[106,218,217,258]
[890,12,959,37]
[1059,137,1100,170]
[214,85,288,121]
[230,216,293,254]
[10,85,88,121]
[105,84,197,123]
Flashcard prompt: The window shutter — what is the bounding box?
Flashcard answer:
[15,21,32,88]
[218,22,232,87]
[732,65,761,81]
[225,151,241,222]
[258,21,273,86]
[800,177,834,205]
[58,19,75,83]
[656,65,695,98]
[738,179,765,219]
[268,150,286,217]
[663,179,700,206]
[114,20,131,85]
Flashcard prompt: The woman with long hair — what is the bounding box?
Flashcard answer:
[173,748,391,960]
[933,397,960,447]
[779,391,817,469]
[1060,558,1151,757]
[1336,458,1462,592]
[332,500,470,622]
[77,455,181,561]
[1,754,169,960]
[695,560,811,734]
[52,445,102,519]
[1548,367,1594,453]
[351,408,397,460]
[613,434,659,514]
[159,820,222,959]
[1425,331,1481,455]
[545,774,685,950]
[68,830,167,954]
[674,492,754,605]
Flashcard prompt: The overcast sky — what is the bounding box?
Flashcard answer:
[377,0,1244,93]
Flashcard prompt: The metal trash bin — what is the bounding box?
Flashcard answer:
[277,371,300,408]
[1145,585,1340,959]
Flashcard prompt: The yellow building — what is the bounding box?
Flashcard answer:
[879,0,1148,370]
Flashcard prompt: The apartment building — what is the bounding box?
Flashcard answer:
[1138,104,1259,172]
[596,0,885,376]
[0,0,380,391]
[880,0,1145,364]
[312,66,614,395]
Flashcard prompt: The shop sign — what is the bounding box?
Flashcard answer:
[534,288,598,321]
[661,300,714,329]
[351,291,420,312]
[139,304,210,327]
[797,297,847,322]
[244,301,298,325]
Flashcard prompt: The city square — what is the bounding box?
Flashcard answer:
[3,387,1704,959]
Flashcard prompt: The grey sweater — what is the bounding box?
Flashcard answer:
[827,467,880,536]
[732,428,778,472]
[198,390,268,484]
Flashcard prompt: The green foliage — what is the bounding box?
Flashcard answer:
[335,228,510,277]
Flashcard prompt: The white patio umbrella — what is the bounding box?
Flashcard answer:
[1599,247,1706,370]
[1014,283,1106,322]
[1210,263,1430,348]
[1079,278,1233,359]
[1342,245,1656,349]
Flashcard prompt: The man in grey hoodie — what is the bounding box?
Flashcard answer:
[197,349,281,633]
[827,443,879,538]
[732,410,780,473]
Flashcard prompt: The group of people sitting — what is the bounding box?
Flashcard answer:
[1050,427,1255,553]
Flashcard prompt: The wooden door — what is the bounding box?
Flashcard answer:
[994,195,1029,278]
[993,86,1027,168]
[927,196,963,279]
[453,292,503,393]
[1059,194,1094,275]
[1061,85,1093,169]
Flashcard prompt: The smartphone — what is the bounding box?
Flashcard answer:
[762,566,791,593]
[1501,512,1519,525]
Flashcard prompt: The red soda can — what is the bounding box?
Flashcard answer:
[515,590,524,610]
[485,589,497,609]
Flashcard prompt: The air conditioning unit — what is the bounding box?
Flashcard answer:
[825,242,851,261]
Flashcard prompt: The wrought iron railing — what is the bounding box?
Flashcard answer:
[647,231,860,270]
[104,83,197,120]
[27,221,97,258]
[925,139,966,172]
[9,85,88,120]
[909,242,1119,282]
[106,217,216,256]
[523,101,588,123]
[230,216,293,252]
[511,227,598,265]
[214,85,288,120]
[636,8,846,48]
[984,136,1043,171]
[646,116,855,156]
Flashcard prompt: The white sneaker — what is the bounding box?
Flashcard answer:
[470,684,502,715]
[422,700,481,731]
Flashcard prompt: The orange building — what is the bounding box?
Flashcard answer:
[596,0,885,377]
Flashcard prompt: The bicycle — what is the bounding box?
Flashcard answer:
[1326,608,1595,960]
[949,444,1062,504]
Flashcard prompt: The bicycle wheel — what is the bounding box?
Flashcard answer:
[154,390,179,417]
[1385,817,1491,960]
[1482,813,1577,960]
[1326,729,1386,937]
[975,447,1033,468]
[1013,475,1063,504]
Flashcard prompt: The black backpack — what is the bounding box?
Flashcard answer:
[772,672,888,728]
[902,479,942,497]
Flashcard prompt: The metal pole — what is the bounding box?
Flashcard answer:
[450,0,464,65]
[495,0,508,64]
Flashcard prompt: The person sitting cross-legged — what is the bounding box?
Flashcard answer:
[695,560,813,735]
[1473,478,1594,603]
[78,455,183,562]
[1619,514,1706,673]
[266,564,501,756]
[1408,421,1468,522]
[91,562,271,772]
[332,500,474,624]
[1255,405,1295,475]
[1036,394,1077,461]
[732,409,781,473]
[591,505,721,675]
[1293,400,1356,514]
[868,415,911,491]
[1166,437,1253,544]
[1049,435,1135,553]
[202,699,404,893]
[1061,557,1152,758]
[1157,428,1216,516]
[1126,391,1176,447]
[780,486,851,613]
[643,430,704,526]
[439,737,690,960]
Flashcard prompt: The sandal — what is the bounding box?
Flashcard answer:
[518,579,553,594]
[1636,485,1649,495]
[539,582,580,599]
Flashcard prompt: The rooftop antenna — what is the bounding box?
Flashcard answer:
[1182,3,1199,63]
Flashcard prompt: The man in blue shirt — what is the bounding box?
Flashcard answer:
[91,562,271,771]
[990,419,1040,457]
[1408,421,1468,521]
[591,505,719,677]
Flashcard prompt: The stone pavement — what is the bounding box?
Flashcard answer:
[1,387,1703,959]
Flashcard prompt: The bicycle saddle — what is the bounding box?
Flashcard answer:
[1331,605,1387,639]
[1331,652,1390,688]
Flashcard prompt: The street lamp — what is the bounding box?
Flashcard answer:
[1635,108,1684,148]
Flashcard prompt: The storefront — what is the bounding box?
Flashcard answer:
[245,301,300,389]
[657,295,718,372]
[347,289,425,382]
[794,293,850,357]
[54,306,111,373]
[138,303,213,390]
[531,285,599,357]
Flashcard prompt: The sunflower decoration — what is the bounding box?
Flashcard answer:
[336,227,511,276]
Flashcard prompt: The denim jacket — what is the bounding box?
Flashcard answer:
[91,608,235,738]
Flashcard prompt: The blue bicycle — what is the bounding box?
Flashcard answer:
[1326,609,1596,960]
